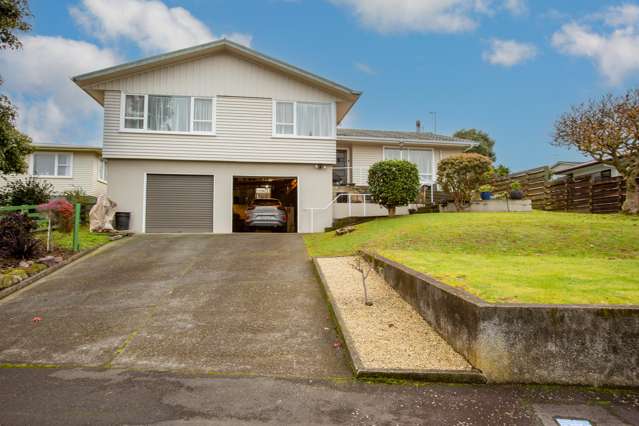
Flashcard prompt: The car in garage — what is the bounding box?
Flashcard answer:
[245,198,288,231]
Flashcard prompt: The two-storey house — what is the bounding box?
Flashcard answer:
[73,40,474,233]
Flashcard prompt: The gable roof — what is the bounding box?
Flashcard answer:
[72,39,361,104]
[337,128,477,147]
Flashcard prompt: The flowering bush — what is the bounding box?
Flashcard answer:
[38,198,74,233]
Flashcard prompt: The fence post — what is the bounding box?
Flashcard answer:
[72,203,81,252]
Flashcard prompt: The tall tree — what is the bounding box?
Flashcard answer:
[0,0,33,174]
[454,128,497,161]
[554,89,639,214]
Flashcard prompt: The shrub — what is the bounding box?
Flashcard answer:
[38,198,74,233]
[368,160,420,216]
[0,176,52,206]
[479,184,493,192]
[437,153,493,211]
[510,180,522,191]
[0,213,44,260]
[61,187,95,224]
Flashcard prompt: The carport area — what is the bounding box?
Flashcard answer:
[0,234,349,377]
[232,176,298,233]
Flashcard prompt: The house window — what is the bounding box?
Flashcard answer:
[273,101,334,138]
[98,158,107,182]
[192,98,214,132]
[122,94,215,134]
[600,169,612,179]
[32,153,72,177]
[275,101,294,135]
[124,95,145,129]
[383,147,434,183]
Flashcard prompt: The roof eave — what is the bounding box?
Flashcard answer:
[337,135,477,147]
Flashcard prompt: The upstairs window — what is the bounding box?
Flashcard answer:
[122,94,215,134]
[124,95,145,129]
[273,101,334,138]
[32,153,72,177]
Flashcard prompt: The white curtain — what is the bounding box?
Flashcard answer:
[383,148,402,161]
[33,154,55,176]
[193,98,213,132]
[124,95,144,129]
[148,95,190,132]
[56,154,71,177]
[276,102,294,135]
[408,150,433,182]
[296,102,331,137]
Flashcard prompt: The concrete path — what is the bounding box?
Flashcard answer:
[0,368,637,425]
[0,234,349,377]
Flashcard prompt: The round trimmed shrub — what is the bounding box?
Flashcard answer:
[437,153,493,211]
[368,160,420,216]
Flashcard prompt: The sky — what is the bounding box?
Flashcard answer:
[2,0,639,171]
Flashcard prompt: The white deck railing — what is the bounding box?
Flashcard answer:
[305,193,372,233]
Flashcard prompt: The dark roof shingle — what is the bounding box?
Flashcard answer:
[337,128,476,146]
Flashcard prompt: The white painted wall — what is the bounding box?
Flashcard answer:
[107,159,333,233]
[103,92,336,164]
[0,151,107,197]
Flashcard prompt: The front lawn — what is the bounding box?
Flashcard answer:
[304,211,639,305]
[39,226,112,252]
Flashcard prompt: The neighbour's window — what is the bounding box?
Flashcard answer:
[192,98,214,132]
[275,101,294,135]
[383,148,434,183]
[122,94,215,134]
[32,153,72,177]
[124,95,145,129]
[98,158,107,182]
[147,95,190,132]
[273,101,334,138]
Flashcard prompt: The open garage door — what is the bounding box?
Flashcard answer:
[145,174,214,233]
[233,176,297,233]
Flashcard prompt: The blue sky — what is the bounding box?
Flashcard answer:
[2,0,639,171]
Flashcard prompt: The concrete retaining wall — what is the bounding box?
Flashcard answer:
[363,252,639,387]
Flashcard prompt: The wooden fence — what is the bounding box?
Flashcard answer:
[492,167,550,210]
[492,168,633,214]
[0,204,49,230]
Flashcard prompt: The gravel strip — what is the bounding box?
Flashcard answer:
[317,256,472,371]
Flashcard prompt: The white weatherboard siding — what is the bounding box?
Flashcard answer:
[341,143,466,186]
[107,159,333,234]
[88,53,338,103]
[103,91,336,164]
[0,151,106,197]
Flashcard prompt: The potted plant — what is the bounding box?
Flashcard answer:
[479,184,493,200]
[509,181,524,200]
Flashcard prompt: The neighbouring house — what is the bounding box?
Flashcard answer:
[0,144,107,197]
[72,39,474,234]
[552,160,619,181]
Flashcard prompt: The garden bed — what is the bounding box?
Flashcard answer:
[315,256,485,383]
[0,227,112,294]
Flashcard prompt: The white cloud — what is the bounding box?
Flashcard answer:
[483,38,537,66]
[70,0,252,53]
[330,0,526,34]
[551,4,639,85]
[331,0,485,34]
[503,0,527,16]
[0,35,121,143]
[354,62,376,75]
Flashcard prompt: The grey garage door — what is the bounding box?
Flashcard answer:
[145,174,214,233]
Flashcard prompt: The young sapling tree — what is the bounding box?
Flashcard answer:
[350,256,374,306]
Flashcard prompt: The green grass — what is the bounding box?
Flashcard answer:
[304,211,639,305]
[39,226,112,252]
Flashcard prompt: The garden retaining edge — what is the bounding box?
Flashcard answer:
[361,251,639,387]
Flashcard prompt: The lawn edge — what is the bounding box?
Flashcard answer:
[0,237,124,301]
[312,256,487,385]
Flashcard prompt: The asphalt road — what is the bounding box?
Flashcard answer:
[0,367,638,425]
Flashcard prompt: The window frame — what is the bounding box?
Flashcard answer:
[98,157,108,183]
[30,152,74,179]
[120,93,216,136]
[383,146,436,184]
[272,100,336,140]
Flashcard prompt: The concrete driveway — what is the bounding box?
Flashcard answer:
[0,234,350,377]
